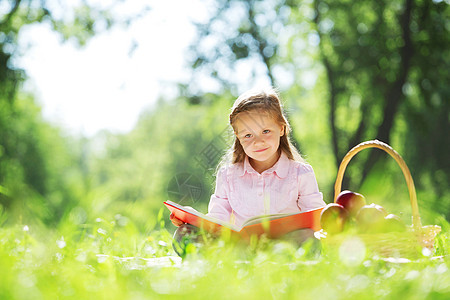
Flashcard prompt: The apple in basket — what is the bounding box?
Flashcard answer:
[355,203,388,233]
[320,203,349,234]
[381,214,407,232]
[335,190,366,217]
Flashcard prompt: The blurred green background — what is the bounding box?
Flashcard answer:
[0,0,449,233]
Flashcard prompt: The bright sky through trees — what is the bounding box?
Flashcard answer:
[16,0,209,136]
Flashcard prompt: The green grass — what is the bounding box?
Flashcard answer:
[0,215,449,300]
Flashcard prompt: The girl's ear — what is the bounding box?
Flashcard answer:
[280,125,285,136]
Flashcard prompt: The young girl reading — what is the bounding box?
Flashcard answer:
[170,87,326,254]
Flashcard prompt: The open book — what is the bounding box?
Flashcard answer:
[164,200,325,239]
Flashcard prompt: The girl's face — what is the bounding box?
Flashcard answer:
[234,110,284,173]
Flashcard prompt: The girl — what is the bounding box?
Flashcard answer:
[170,87,325,253]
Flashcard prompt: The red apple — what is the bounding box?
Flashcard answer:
[335,190,366,217]
[320,203,349,234]
[355,203,388,233]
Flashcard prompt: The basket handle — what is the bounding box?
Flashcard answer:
[333,140,422,229]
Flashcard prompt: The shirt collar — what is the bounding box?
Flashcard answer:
[239,152,290,178]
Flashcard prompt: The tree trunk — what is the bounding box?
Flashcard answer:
[359,0,414,186]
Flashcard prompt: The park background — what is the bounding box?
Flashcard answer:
[0,0,449,299]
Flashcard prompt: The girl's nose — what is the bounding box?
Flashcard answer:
[254,135,265,144]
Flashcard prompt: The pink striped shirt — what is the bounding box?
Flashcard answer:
[207,152,325,227]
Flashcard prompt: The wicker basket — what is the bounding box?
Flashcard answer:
[323,140,441,258]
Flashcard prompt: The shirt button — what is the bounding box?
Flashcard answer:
[258,192,263,196]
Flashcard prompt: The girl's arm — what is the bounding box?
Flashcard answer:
[297,164,326,211]
[207,195,233,222]
[206,167,233,222]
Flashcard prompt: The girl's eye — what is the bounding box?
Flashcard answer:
[244,134,252,138]
[263,129,270,134]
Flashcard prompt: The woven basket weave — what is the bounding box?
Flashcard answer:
[324,140,441,258]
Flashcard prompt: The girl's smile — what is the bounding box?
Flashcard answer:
[234,111,284,173]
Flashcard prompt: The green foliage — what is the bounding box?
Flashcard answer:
[82,97,234,230]
[0,93,85,225]
[0,0,148,225]
[311,0,450,214]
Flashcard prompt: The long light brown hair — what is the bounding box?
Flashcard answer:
[221,87,304,167]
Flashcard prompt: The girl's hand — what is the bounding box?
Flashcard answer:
[169,213,185,227]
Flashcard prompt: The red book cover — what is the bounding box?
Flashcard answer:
[164,201,325,239]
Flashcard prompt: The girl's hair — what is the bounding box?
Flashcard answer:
[221,87,305,166]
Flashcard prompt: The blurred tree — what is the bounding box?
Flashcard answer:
[85,97,234,229]
[311,0,449,181]
[311,0,449,215]
[0,0,148,224]
[184,0,294,96]
[184,0,449,216]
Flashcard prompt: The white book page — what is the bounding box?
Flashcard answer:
[241,213,292,227]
